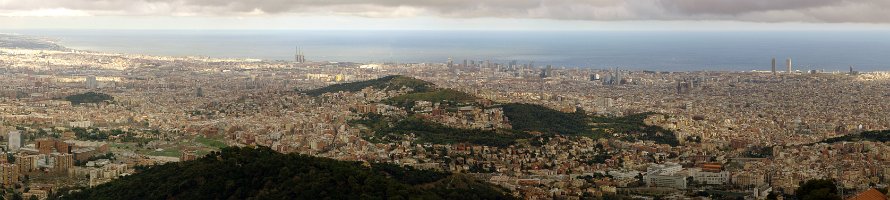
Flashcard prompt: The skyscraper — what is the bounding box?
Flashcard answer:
[85,76,98,89]
[771,58,777,75]
[447,57,453,69]
[8,131,21,152]
[786,58,792,73]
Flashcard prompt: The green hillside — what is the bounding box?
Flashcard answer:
[500,103,591,135]
[308,75,679,147]
[590,112,679,146]
[384,88,478,109]
[59,146,514,200]
[500,104,678,146]
[351,114,531,147]
[302,75,434,96]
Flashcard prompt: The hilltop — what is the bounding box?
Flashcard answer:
[301,75,434,96]
[351,114,532,147]
[499,103,591,136]
[384,88,479,110]
[59,146,514,200]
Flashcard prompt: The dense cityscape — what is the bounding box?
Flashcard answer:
[0,34,887,199]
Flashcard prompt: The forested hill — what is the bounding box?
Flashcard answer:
[0,34,68,50]
[308,75,679,147]
[59,146,514,200]
[301,75,434,96]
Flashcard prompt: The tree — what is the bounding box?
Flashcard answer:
[795,179,841,200]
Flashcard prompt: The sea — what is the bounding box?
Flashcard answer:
[5,30,890,72]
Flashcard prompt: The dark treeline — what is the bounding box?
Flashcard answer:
[56,146,513,200]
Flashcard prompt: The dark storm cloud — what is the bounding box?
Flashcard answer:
[1,0,888,23]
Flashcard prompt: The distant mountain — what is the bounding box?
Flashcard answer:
[0,34,68,51]
[60,146,514,200]
[301,75,434,96]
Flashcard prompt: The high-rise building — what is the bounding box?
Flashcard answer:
[447,57,453,69]
[52,153,74,174]
[8,131,21,152]
[15,154,37,173]
[771,58,777,75]
[0,163,17,186]
[786,58,792,73]
[196,87,204,97]
[85,76,98,89]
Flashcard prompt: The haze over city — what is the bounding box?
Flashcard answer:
[0,0,889,200]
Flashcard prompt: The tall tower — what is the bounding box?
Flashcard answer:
[786,58,792,73]
[447,57,453,69]
[771,58,776,75]
[294,46,305,63]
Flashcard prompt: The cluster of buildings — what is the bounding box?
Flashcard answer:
[1,45,890,199]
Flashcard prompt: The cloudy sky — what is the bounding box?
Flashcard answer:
[2,0,890,30]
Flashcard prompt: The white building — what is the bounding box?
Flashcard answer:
[69,121,93,128]
[7,131,21,152]
[692,168,729,185]
[644,162,688,189]
[644,173,688,189]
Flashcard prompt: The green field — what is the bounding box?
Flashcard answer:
[145,148,181,157]
[196,136,228,149]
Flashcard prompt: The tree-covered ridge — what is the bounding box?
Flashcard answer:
[351,113,531,147]
[384,88,478,109]
[353,102,679,147]
[0,34,68,50]
[499,103,592,136]
[60,146,514,200]
[498,104,678,146]
[820,130,890,143]
[302,75,434,96]
[590,112,680,146]
[64,92,113,105]
[307,75,679,147]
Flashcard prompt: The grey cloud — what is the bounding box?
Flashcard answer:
[1,0,889,23]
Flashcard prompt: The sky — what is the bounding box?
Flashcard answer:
[2,0,890,30]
